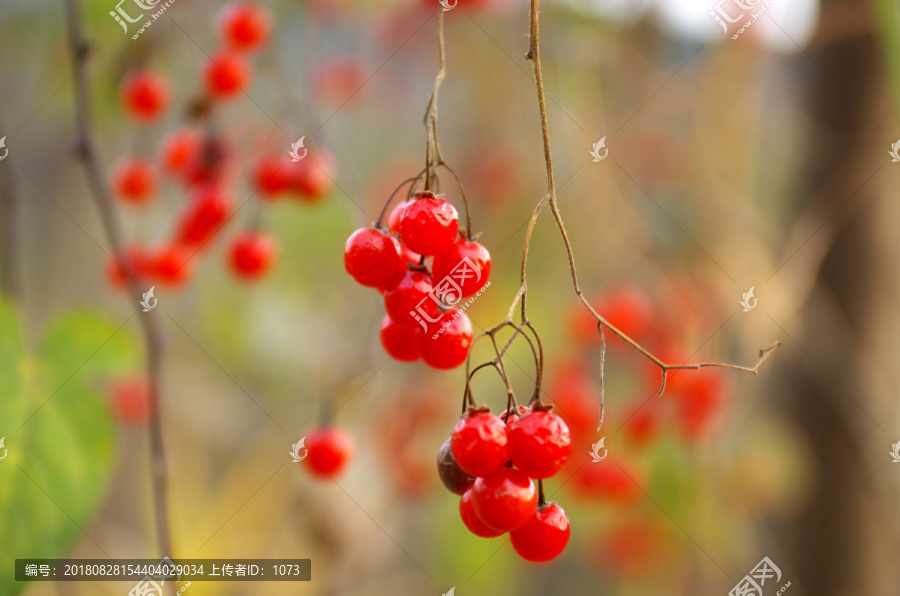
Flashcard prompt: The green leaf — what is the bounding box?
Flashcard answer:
[0,307,137,595]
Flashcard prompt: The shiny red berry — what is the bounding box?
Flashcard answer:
[398,192,459,255]
[388,200,412,232]
[343,228,406,290]
[176,186,232,247]
[204,51,251,99]
[471,468,537,532]
[450,410,509,478]
[508,408,571,479]
[228,232,277,280]
[432,238,491,298]
[121,70,170,123]
[384,271,439,328]
[437,438,474,495]
[217,1,272,51]
[510,502,571,562]
[304,428,354,478]
[499,405,529,426]
[148,244,193,288]
[418,309,472,370]
[379,315,421,362]
[111,156,157,204]
[460,488,504,538]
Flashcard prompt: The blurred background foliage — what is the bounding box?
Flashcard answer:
[1,0,899,594]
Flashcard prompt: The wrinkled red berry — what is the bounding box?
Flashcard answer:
[379,315,421,362]
[388,200,412,232]
[343,228,406,290]
[432,238,491,298]
[510,502,571,562]
[384,271,439,329]
[398,192,459,255]
[508,409,571,479]
[418,309,472,370]
[460,488,504,538]
[471,468,537,532]
[450,410,509,478]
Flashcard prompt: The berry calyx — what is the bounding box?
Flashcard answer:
[450,410,509,478]
[111,156,157,204]
[508,407,571,479]
[217,1,273,51]
[121,70,171,123]
[228,232,278,280]
[471,468,537,532]
[379,315,421,362]
[437,438,474,495]
[343,228,406,290]
[384,271,439,328]
[304,427,354,478]
[204,51,251,99]
[432,237,491,297]
[510,501,571,562]
[460,488,504,538]
[418,309,472,370]
[398,191,459,255]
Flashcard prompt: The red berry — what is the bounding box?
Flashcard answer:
[508,409,571,479]
[106,246,149,290]
[343,228,406,290]
[398,192,459,255]
[186,135,231,187]
[510,502,571,562]
[176,185,232,247]
[418,309,472,370]
[471,468,537,532]
[111,156,157,204]
[159,128,202,179]
[432,238,491,298]
[379,315,421,362]
[109,376,153,425]
[252,155,289,199]
[499,405,529,425]
[148,244,193,288]
[228,232,277,280]
[570,460,641,504]
[217,1,273,51]
[460,488,504,538]
[437,438,474,495]
[450,411,509,478]
[388,200,412,232]
[304,428,354,478]
[384,271,439,328]
[204,51,251,99]
[121,70,170,123]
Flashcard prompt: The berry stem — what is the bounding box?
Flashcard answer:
[64,2,175,590]
[374,173,424,229]
[423,10,446,192]
[537,479,546,507]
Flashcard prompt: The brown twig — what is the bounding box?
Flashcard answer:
[63,0,175,589]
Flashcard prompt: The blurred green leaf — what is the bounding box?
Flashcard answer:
[0,307,137,595]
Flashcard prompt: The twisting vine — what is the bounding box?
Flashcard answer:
[460,0,781,432]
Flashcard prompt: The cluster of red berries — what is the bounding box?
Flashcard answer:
[299,427,354,479]
[107,2,334,291]
[438,405,572,562]
[344,190,490,369]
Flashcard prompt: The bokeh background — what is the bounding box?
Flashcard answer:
[1,0,899,594]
